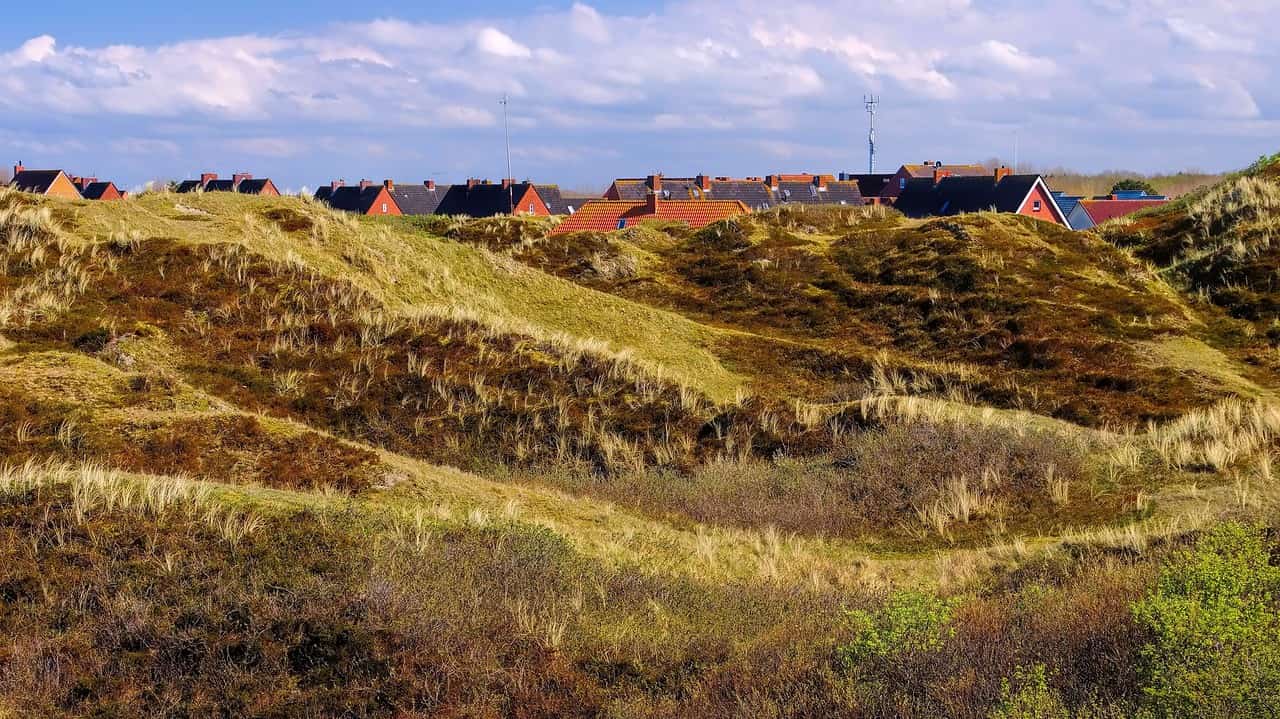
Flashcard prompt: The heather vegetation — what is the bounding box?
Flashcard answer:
[1,163,1279,717]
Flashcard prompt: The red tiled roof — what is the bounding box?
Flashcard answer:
[1079,199,1168,225]
[551,199,749,234]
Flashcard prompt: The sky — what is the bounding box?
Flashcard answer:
[2,0,1277,193]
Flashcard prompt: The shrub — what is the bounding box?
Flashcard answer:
[837,589,958,673]
[989,664,1069,719]
[1110,179,1160,196]
[1131,522,1280,718]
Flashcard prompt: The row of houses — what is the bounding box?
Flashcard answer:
[7,159,1170,234]
[5,162,127,201]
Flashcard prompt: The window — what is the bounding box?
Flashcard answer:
[616,219,626,229]
[381,202,388,214]
[1033,200,1042,212]
[899,178,907,190]
[529,202,535,214]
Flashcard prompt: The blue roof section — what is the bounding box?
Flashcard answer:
[1111,190,1167,200]
[1051,191,1082,219]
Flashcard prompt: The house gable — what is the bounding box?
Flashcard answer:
[1016,180,1067,226]
[514,186,550,216]
[367,186,401,216]
[45,172,81,199]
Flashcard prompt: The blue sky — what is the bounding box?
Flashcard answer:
[2,1,1276,192]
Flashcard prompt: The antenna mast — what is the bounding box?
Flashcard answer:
[501,93,513,213]
[864,95,879,174]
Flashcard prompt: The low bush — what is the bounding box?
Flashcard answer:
[1132,522,1280,718]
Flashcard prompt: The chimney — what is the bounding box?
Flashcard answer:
[994,165,1013,183]
[330,179,344,191]
[467,178,479,189]
[647,174,662,194]
[696,174,712,191]
[646,187,659,214]
[765,175,779,191]
[383,179,394,191]
[200,172,217,186]
[12,161,23,177]
[501,178,513,189]
[358,179,372,190]
[232,172,252,186]
[425,180,436,190]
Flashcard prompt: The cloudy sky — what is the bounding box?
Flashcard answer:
[2,0,1276,192]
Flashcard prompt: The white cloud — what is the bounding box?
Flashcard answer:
[225,137,309,157]
[3,35,56,66]
[1166,17,1254,53]
[473,27,531,59]
[569,3,610,43]
[110,138,180,155]
[976,41,1056,76]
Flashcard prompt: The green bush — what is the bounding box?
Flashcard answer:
[989,664,1069,719]
[1131,522,1280,718]
[837,589,958,673]
[1109,179,1160,196]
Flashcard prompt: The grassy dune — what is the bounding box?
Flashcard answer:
[2,173,1280,717]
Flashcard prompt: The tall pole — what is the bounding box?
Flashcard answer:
[864,95,879,174]
[501,93,513,213]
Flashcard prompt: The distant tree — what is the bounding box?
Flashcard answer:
[1110,178,1159,196]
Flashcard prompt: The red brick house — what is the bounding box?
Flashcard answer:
[176,172,280,196]
[551,195,749,235]
[894,167,1068,226]
[882,162,989,200]
[8,162,82,199]
[314,179,402,216]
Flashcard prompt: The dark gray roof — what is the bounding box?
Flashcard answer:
[560,195,596,214]
[435,182,538,217]
[175,176,275,194]
[893,178,941,217]
[80,182,117,200]
[317,185,386,214]
[895,174,1049,218]
[609,178,697,200]
[203,179,238,192]
[10,170,69,195]
[533,185,571,215]
[389,183,446,215]
[845,173,893,198]
[236,178,275,195]
[774,180,863,207]
[609,176,864,209]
